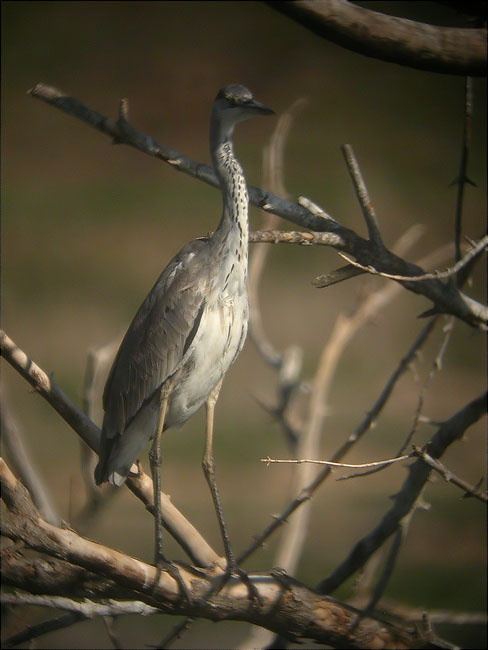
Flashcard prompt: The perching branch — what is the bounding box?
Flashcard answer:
[0,329,220,569]
[266,0,487,76]
[28,83,487,329]
[1,457,426,649]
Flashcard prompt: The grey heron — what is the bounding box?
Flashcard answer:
[95,84,274,579]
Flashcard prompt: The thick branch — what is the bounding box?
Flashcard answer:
[0,458,436,649]
[29,83,487,329]
[266,0,487,76]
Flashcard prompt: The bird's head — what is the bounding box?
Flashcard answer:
[211,83,274,144]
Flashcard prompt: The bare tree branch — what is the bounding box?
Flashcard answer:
[2,592,161,617]
[77,339,120,532]
[0,330,220,568]
[261,454,411,469]
[0,393,60,526]
[317,391,487,594]
[28,83,487,329]
[2,612,86,650]
[336,235,488,282]
[451,77,476,265]
[265,0,487,76]
[412,444,487,502]
[341,144,383,248]
[239,234,437,565]
[1,457,425,649]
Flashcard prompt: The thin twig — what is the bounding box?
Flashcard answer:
[351,509,417,633]
[342,314,452,483]
[341,144,383,248]
[398,317,454,454]
[451,77,475,265]
[317,391,487,594]
[412,445,487,502]
[1,592,161,617]
[103,616,125,650]
[297,195,338,222]
[78,338,120,530]
[336,235,488,282]
[2,612,86,649]
[152,617,195,649]
[351,528,403,631]
[261,454,411,469]
[0,393,60,526]
[239,230,435,565]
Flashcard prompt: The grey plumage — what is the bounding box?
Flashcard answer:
[95,84,273,487]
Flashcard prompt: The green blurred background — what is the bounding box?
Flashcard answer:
[2,2,486,648]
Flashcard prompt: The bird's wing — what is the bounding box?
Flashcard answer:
[102,238,210,440]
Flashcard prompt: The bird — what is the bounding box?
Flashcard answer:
[95,83,274,574]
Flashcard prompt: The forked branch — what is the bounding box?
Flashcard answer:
[28,83,487,329]
[0,457,451,649]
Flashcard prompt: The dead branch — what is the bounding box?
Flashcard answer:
[341,144,383,247]
[28,83,487,329]
[336,235,488,282]
[266,0,487,76]
[239,235,437,565]
[452,77,475,264]
[1,457,425,649]
[77,338,120,531]
[0,394,60,526]
[317,391,487,594]
[261,454,411,469]
[2,592,160,617]
[412,444,487,502]
[0,329,220,569]
[2,612,86,650]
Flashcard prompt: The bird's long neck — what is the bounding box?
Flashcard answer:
[211,136,249,261]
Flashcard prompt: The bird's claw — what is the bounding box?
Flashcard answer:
[214,565,263,607]
[153,557,193,605]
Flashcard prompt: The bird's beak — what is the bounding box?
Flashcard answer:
[248,99,275,116]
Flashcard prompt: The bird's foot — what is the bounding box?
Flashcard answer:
[213,562,263,608]
[153,555,192,605]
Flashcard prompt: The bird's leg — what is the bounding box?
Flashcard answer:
[202,380,236,569]
[150,377,191,602]
[202,381,262,604]
[150,381,172,568]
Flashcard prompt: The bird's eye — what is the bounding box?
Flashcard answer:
[225,94,250,106]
